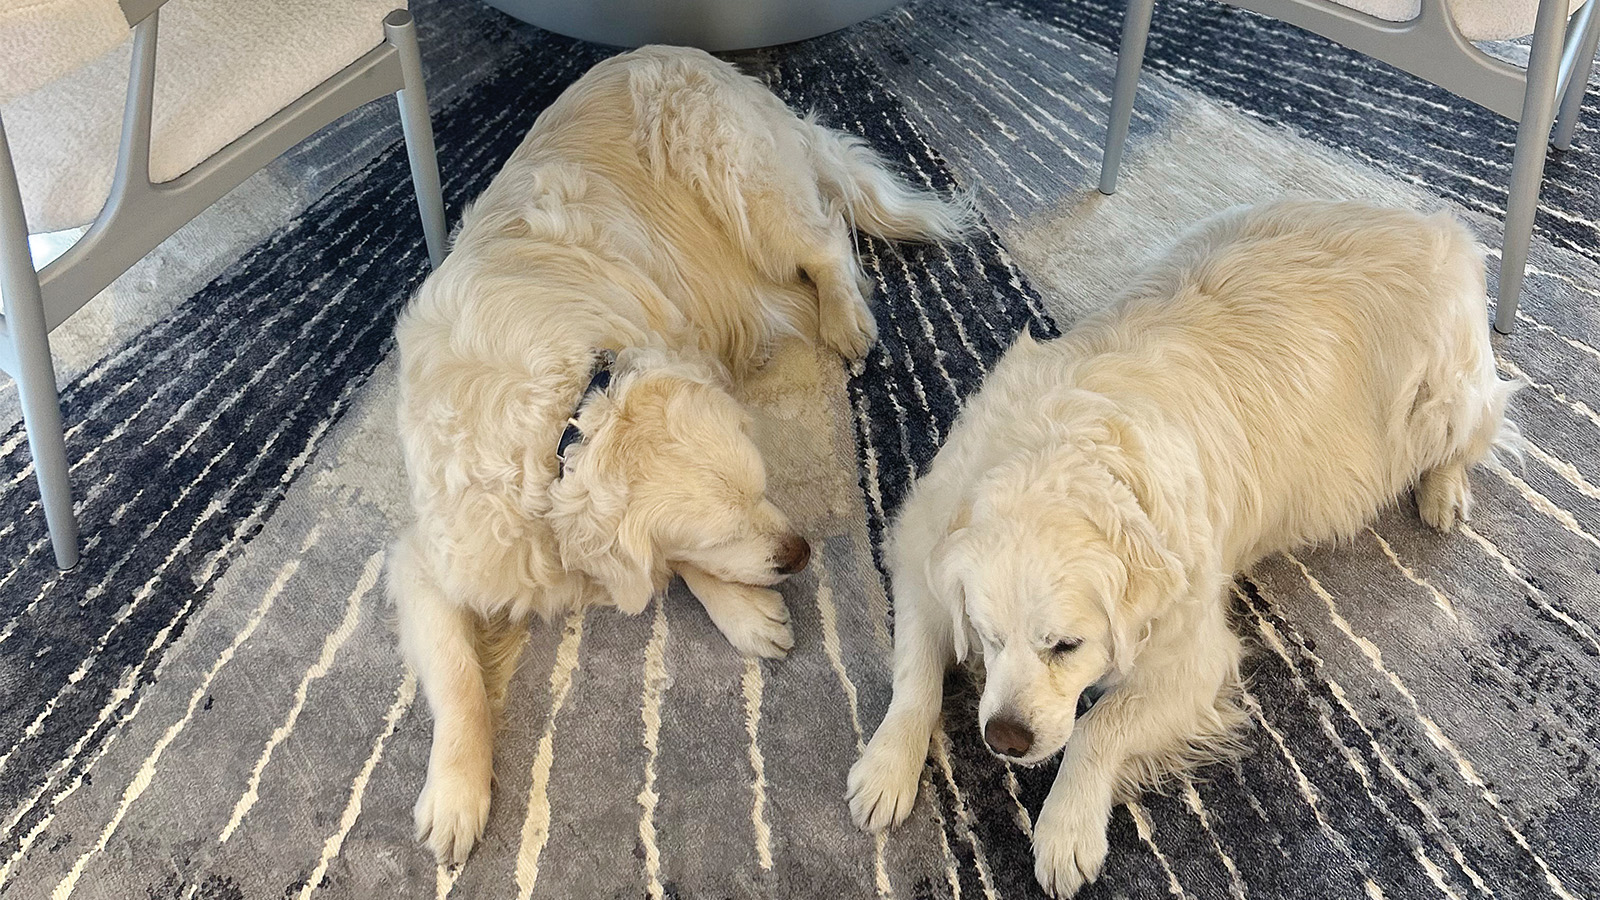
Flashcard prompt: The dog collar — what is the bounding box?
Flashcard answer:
[555,350,616,478]
[1076,679,1112,718]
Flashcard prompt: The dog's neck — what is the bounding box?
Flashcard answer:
[555,349,617,478]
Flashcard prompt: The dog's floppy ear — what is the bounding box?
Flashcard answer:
[926,504,974,663]
[547,441,661,615]
[1077,474,1186,671]
[927,540,970,664]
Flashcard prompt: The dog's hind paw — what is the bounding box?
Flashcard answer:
[1033,803,1111,898]
[847,723,927,832]
[414,766,491,865]
[1416,463,1472,532]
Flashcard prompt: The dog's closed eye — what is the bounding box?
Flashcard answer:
[1051,638,1082,655]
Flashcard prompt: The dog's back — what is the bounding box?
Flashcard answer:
[1030,200,1512,567]
[445,46,969,371]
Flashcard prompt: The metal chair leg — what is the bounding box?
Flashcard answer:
[1099,0,1158,195]
[1496,0,1572,334]
[0,115,78,570]
[1553,0,1599,151]
[385,9,447,270]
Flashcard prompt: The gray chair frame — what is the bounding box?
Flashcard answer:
[1098,0,1600,335]
[0,2,448,570]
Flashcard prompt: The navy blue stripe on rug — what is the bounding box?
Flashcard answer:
[0,32,613,854]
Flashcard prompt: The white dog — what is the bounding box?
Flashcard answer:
[847,200,1516,896]
[388,45,970,863]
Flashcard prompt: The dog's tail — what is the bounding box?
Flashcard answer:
[1486,374,1525,468]
[804,114,977,242]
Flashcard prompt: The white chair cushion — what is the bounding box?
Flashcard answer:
[1335,0,1588,41]
[0,0,130,105]
[2,0,399,232]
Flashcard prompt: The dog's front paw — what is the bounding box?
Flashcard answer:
[819,297,878,361]
[1033,801,1111,898]
[414,762,492,864]
[704,582,795,659]
[847,722,927,832]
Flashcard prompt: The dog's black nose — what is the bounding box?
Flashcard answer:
[774,534,811,575]
[984,717,1033,758]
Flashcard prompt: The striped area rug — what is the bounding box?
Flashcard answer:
[1,0,1597,897]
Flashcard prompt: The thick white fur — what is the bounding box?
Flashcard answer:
[388,45,970,863]
[847,200,1517,897]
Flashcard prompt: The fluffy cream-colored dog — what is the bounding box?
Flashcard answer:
[847,200,1515,896]
[388,45,969,862]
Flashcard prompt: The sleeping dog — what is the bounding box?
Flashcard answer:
[848,200,1515,896]
[389,45,971,863]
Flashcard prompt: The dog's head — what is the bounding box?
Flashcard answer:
[547,347,810,613]
[929,446,1185,766]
